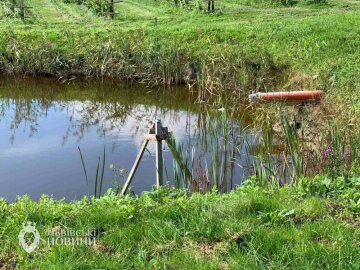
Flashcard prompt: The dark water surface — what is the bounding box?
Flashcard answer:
[0,77,253,201]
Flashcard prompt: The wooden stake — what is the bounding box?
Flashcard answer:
[19,0,25,20]
[155,120,163,187]
[120,121,167,196]
[109,0,114,19]
[121,139,149,195]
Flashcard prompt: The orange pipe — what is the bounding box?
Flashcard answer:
[249,90,324,104]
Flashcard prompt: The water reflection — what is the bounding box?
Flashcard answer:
[0,76,253,201]
[0,77,196,144]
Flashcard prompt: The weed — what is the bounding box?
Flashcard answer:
[258,208,296,225]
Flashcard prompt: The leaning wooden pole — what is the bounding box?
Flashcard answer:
[121,139,149,195]
[121,121,167,195]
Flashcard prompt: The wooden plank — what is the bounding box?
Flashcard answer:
[144,133,168,141]
[144,134,157,141]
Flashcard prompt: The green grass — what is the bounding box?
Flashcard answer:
[1,2,360,268]
[1,177,360,269]
[0,0,359,110]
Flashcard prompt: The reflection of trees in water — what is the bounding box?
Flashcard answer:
[0,98,189,146]
[0,75,196,145]
[60,101,134,144]
[60,100,185,145]
[0,99,54,144]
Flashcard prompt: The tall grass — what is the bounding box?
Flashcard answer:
[78,146,106,198]
[1,0,359,105]
[322,124,360,178]
[166,132,192,189]
[166,100,360,192]
[280,114,303,180]
[166,104,249,193]
[2,8,359,102]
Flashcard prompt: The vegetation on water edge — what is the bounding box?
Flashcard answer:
[160,103,360,194]
[0,0,359,108]
[1,176,360,269]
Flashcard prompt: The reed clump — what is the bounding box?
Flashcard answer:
[166,99,360,192]
[250,102,360,184]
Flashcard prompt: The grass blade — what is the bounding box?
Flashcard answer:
[99,146,106,198]
[78,147,89,195]
[95,157,100,198]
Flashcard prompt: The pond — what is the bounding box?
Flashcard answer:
[0,76,255,201]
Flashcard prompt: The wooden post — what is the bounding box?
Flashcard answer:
[109,0,114,19]
[120,121,167,196]
[208,0,214,12]
[121,139,149,195]
[19,0,25,20]
[155,120,163,187]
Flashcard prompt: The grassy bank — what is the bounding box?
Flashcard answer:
[1,176,360,269]
[0,0,359,107]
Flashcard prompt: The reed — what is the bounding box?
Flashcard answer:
[78,146,106,198]
[99,147,106,197]
[78,146,89,195]
[165,104,249,193]
[94,156,100,197]
[166,132,192,189]
[280,114,303,181]
[164,103,359,192]
[253,115,277,186]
